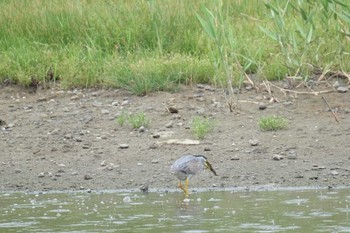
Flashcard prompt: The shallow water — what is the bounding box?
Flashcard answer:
[0,188,349,232]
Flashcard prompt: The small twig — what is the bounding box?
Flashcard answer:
[321,96,340,124]
[244,73,259,92]
[266,81,334,95]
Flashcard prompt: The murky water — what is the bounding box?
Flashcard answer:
[0,188,349,232]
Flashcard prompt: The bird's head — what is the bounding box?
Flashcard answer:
[195,155,218,176]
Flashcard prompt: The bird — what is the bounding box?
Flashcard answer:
[170,154,217,196]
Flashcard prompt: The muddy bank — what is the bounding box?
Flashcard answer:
[1,84,350,192]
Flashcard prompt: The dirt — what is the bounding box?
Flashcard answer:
[1,82,350,193]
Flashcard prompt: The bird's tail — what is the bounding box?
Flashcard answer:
[205,161,218,176]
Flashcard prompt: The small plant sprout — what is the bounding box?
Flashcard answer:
[116,111,128,126]
[127,112,150,129]
[191,116,215,139]
[258,115,288,131]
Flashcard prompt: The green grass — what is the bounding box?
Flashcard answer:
[258,115,288,131]
[116,112,150,129]
[191,116,215,139]
[1,0,350,94]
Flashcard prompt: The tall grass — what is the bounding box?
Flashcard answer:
[0,0,349,94]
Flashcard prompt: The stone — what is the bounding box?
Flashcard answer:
[249,139,259,146]
[337,86,348,93]
[101,109,110,114]
[84,174,93,180]
[138,126,146,133]
[258,103,267,110]
[272,154,284,160]
[165,121,173,128]
[119,144,129,149]
[167,106,178,113]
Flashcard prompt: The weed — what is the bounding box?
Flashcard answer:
[127,112,150,129]
[258,115,288,131]
[116,112,128,126]
[116,112,150,129]
[191,116,214,139]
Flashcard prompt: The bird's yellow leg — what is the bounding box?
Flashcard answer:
[184,178,189,197]
[178,180,188,196]
[178,181,186,193]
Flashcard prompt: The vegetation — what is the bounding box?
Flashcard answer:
[116,112,150,129]
[1,0,350,95]
[258,115,288,131]
[191,116,215,139]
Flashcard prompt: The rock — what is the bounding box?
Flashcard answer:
[38,172,45,178]
[204,147,211,151]
[92,101,102,107]
[164,139,200,145]
[337,86,348,93]
[100,160,107,166]
[64,134,73,140]
[14,169,22,173]
[140,184,149,192]
[230,156,240,160]
[82,144,90,149]
[111,101,119,106]
[333,81,340,88]
[165,121,173,128]
[101,109,110,115]
[119,144,129,149]
[138,126,146,133]
[149,143,158,149]
[287,150,297,160]
[330,170,339,176]
[258,103,267,110]
[121,100,129,106]
[249,139,259,146]
[167,106,178,113]
[151,159,159,164]
[272,154,284,160]
[152,134,160,139]
[123,196,132,203]
[84,174,93,180]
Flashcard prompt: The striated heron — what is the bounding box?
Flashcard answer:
[170,154,217,196]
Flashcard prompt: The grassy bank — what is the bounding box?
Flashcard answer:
[0,0,349,94]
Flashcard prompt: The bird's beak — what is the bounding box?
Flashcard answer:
[205,161,218,176]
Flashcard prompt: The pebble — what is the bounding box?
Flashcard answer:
[249,139,259,146]
[138,126,146,133]
[121,100,129,106]
[151,159,159,164]
[165,121,173,128]
[140,184,149,192]
[330,170,339,176]
[258,103,267,110]
[337,86,348,93]
[84,174,93,180]
[101,109,110,114]
[167,106,178,113]
[38,172,45,178]
[92,101,102,107]
[100,160,107,166]
[272,154,284,160]
[204,147,211,151]
[333,81,340,88]
[119,144,129,149]
[111,101,119,106]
